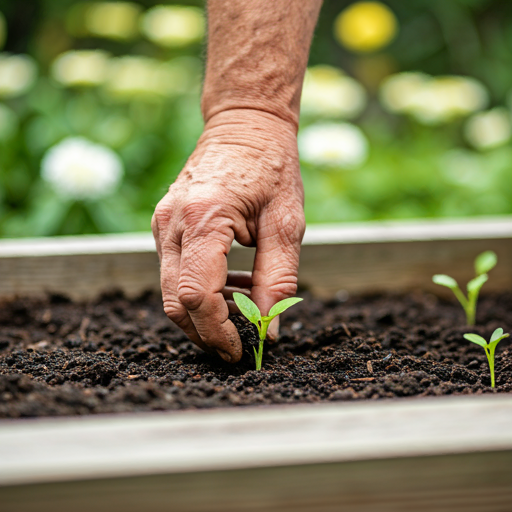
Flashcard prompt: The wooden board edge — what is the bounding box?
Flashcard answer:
[1,394,512,487]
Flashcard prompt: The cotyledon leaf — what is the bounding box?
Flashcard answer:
[463,333,487,348]
[491,328,504,343]
[233,292,261,326]
[432,274,458,289]
[267,297,303,319]
[475,251,497,276]
[467,273,488,293]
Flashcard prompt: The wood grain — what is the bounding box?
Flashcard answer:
[1,395,512,512]
[2,451,512,512]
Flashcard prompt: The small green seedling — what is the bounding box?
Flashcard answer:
[464,328,509,388]
[432,250,497,326]
[233,292,303,371]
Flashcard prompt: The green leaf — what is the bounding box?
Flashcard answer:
[475,251,497,276]
[489,330,509,350]
[467,273,488,293]
[233,292,261,326]
[491,328,504,343]
[267,297,303,319]
[464,333,487,348]
[432,274,458,289]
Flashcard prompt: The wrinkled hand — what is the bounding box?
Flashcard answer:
[151,110,305,363]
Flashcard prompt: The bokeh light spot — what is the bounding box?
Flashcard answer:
[0,54,38,98]
[301,65,367,119]
[334,2,398,53]
[67,2,141,40]
[52,50,110,87]
[141,5,204,48]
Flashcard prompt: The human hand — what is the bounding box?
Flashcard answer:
[151,109,305,363]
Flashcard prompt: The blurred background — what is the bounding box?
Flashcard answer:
[0,0,512,237]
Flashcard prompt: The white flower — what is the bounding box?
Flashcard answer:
[380,72,488,124]
[52,50,110,87]
[141,6,205,48]
[380,72,430,113]
[0,53,37,98]
[41,137,123,200]
[298,122,369,168]
[301,65,367,119]
[464,108,512,151]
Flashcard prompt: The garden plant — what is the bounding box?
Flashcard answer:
[464,328,510,388]
[233,292,303,371]
[432,251,497,325]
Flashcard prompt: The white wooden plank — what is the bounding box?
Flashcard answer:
[302,215,512,244]
[1,217,512,300]
[1,395,511,487]
[1,216,512,258]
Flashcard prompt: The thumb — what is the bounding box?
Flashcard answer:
[251,208,305,341]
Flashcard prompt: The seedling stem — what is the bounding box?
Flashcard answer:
[233,293,303,371]
[432,250,497,326]
[464,328,509,388]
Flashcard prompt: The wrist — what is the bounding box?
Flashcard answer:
[201,96,300,133]
[200,108,298,148]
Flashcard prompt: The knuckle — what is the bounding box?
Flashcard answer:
[181,201,210,225]
[177,283,206,311]
[278,209,305,246]
[153,202,174,229]
[267,275,298,299]
[163,299,189,324]
[150,213,159,237]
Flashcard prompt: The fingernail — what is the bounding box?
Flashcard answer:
[217,349,232,363]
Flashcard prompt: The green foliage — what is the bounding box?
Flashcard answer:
[464,328,509,387]
[233,292,303,371]
[3,1,512,237]
[432,251,497,325]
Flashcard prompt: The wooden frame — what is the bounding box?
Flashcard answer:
[1,215,512,300]
[1,216,512,511]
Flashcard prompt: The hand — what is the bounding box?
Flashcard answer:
[151,109,305,362]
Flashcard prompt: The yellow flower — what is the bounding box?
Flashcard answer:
[334,2,398,53]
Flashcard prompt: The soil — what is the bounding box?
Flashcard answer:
[1,290,511,418]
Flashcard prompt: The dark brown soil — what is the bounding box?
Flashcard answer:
[1,290,511,418]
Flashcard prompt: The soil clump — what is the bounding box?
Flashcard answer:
[1,290,511,417]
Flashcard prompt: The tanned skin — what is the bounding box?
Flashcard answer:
[152,0,323,362]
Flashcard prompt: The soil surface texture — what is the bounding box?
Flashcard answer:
[1,290,511,418]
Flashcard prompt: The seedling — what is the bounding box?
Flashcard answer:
[233,293,303,371]
[464,328,509,388]
[432,250,497,325]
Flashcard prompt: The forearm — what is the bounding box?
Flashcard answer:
[201,0,323,131]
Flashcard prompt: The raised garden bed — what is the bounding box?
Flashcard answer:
[1,217,512,512]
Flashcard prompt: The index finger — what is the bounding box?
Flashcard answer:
[177,231,243,363]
